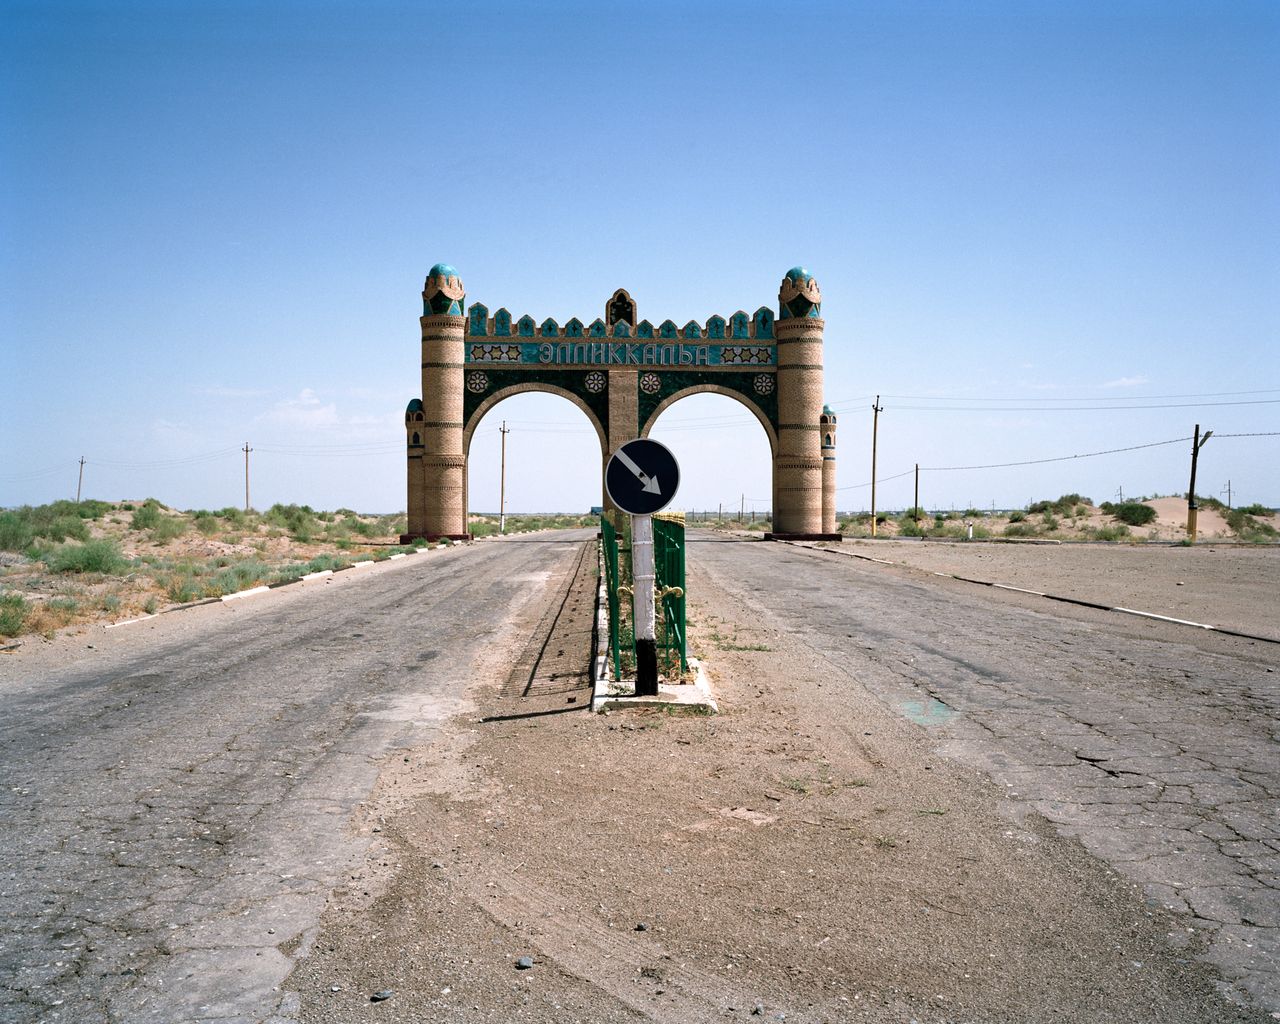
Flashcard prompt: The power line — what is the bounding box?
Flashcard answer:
[837,469,916,492]
[920,436,1192,472]
[864,387,1280,403]
[871,399,1280,413]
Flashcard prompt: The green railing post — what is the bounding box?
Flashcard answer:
[652,514,687,674]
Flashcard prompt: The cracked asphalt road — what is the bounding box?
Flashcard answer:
[695,536,1280,1013]
[0,534,585,1024]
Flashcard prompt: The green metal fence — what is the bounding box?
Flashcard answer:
[653,514,687,673]
[600,512,688,680]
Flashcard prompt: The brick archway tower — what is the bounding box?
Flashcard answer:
[772,267,827,536]
[407,263,470,540]
[403,263,839,543]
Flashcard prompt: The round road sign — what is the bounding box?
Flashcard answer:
[605,438,680,516]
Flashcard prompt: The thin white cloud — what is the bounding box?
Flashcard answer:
[262,388,341,430]
[1101,375,1149,389]
[255,390,399,440]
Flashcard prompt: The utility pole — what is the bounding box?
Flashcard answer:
[913,463,920,522]
[243,442,252,513]
[1222,480,1232,510]
[1186,424,1212,543]
[1116,485,1124,503]
[76,456,85,503]
[870,395,883,536]
[740,493,744,522]
[498,421,510,534]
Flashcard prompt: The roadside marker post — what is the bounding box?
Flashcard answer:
[605,439,681,697]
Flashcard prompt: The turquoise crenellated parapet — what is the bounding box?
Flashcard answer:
[457,293,786,344]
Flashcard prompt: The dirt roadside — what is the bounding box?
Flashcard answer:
[284,540,1270,1023]
[818,538,1280,639]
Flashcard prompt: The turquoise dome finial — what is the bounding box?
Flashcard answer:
[779,266,822,320]
[424,263,466,316]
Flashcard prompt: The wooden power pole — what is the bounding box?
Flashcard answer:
[499,421,510,534]
[913,463,920,522]
[76,456,85,502]
[870,396,883,537]
[243,442,252,513]
[1186,425,1212,543]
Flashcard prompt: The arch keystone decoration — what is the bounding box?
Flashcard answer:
[402,265,840,542]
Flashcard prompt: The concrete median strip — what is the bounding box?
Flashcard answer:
[301,569,333,581]
[1110,607,1215,629]
[221,586,271,603]
[104,613,158,629]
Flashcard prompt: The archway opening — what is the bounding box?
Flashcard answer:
[647,392,775,529]
[466,392,604,531]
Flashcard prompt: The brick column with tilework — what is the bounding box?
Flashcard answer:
[773,315,825,534]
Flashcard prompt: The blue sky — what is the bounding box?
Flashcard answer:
[3,0,1277,515]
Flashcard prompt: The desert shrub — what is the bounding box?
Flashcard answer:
[1111,502,1157,526]
[1227,509,1279,542]
[47,516,91,542]
[0,591,27,637]
[1004,523,1039,538]
[1031,494,1091,516]
[1240,503,1274,517]
[151,517,187,544]
[1041,512,1060,531]
[131,499,164,531]
[1086,524,1132,542]
[0,513,35,553]
[217,506,248,526]
[470,521,499,538]
[164,574,204,603]
[265,503,318,542]
[897,514,925,538]
[306,554,350,572]
[43,539,128,574]
[212,560,270,594]
[0,500,112,551]
[1008,510,1026,523]
[194,512,220,535]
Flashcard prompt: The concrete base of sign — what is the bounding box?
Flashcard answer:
[592,657,717,714]
[763,532,843,542]
[399,533,472,544]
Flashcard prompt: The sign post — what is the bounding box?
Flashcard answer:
[605,439,681,697]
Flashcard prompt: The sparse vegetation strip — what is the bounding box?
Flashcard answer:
[0,500,592,640]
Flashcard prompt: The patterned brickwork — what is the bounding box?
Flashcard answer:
[774,316,826,534]
[406,267,835,538]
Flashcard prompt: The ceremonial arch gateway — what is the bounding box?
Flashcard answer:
[402,265,839,541]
